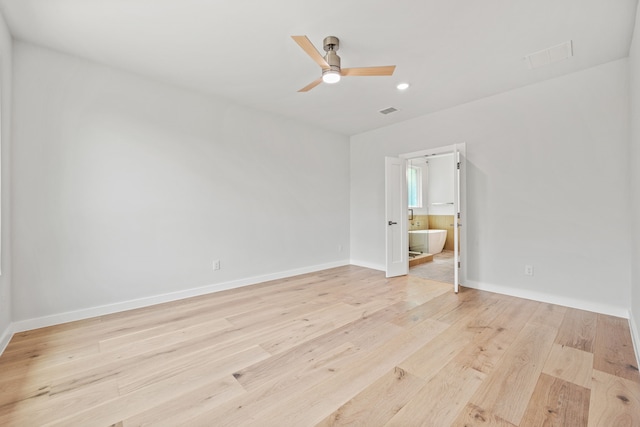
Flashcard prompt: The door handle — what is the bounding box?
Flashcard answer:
[388,221,397,226]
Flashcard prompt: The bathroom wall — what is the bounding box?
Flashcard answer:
[408,215,429,231]
[428,215,456,251]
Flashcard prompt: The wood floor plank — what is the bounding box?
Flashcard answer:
[232,318,403,392]
[542,343,593,388]
[1,312,261,402]
[43,346,268,427]
[555,308,597,352]
[181,342,365,426]
[0,379,119,426]
[316,367,425,427]
[588,369,640,427]
[593,314,640,383]
[433,288,501,325]
[97,317,232,352]
[451,403,517,426]
[385,365,486,426]
[121,375,245,427]
[390,290,464,327]
[519,373,590,427]
[256,303,357,354]
[0,340,101,377]
[117,343,269,395]
[453,295,538,376]
[397,294,519,381]
[230,319,451,426]
[529,302,568,329]
[0,266,639,426]
[0,371,53,409]
[214,320,441,427]
[467,322,557,425]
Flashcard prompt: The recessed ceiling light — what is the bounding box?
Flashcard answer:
[397,83,410,90]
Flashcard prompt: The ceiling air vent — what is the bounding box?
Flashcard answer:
[525,41,573,69]
[379,107,398,115]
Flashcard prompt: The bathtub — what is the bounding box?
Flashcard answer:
[408,229,447,254]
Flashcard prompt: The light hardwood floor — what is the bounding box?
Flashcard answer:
[1,265,639,426]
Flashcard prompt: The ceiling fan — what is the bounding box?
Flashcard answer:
[291,35,396,92]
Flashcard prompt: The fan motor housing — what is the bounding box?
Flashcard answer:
[323,36,341,69]
[324,51,341,69]
[323,36,339,52]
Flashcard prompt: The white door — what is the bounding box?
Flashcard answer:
[453,146,461,293]
[385,157,408,277]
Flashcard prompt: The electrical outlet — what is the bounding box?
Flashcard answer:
[338,244,343,252]
[213,259,221,271]
[524,265,534,276]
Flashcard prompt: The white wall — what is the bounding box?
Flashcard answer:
[351,59,631,316]
[0,10,12,352]
[12,42,350,323]
[629,4,640,357]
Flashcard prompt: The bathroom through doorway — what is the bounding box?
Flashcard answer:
[386,143,466,293]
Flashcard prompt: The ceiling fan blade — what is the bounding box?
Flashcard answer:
[298,77,323,92]
[341,66,396,77]
[291,35,329,69]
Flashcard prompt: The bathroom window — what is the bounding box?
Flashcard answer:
[407,165,422,208]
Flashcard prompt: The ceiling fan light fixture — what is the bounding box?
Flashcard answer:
[291,35,396,92]
[322,69,341,84]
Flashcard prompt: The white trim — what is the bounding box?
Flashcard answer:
[12,260,350,333]
[629,310,640,370]
[463,280,629,318]
[350,259,385,272]
[0,323,13,355]
[399,144,458,159]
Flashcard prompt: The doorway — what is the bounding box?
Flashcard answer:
[385,143,466,293]
[408,152,457,284]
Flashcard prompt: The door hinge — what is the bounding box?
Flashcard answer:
[457,212,460,219]
[457,162,460,170]
[458,261,461,268]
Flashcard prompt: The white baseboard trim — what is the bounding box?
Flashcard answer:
[349,259,385,272]
[0,322,14,355]
[12,259,350,334]
[630,309,640,370]
[463,280,629,318]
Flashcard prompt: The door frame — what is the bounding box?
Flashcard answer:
[399,143,467,289]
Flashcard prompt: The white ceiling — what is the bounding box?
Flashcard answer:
[0,0,637,135]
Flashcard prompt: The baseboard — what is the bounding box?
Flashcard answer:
[630,309,640,369]
[0,322,13,355]
[350,259,385,272]
[463,280,629,318]
[12,259,350,333]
